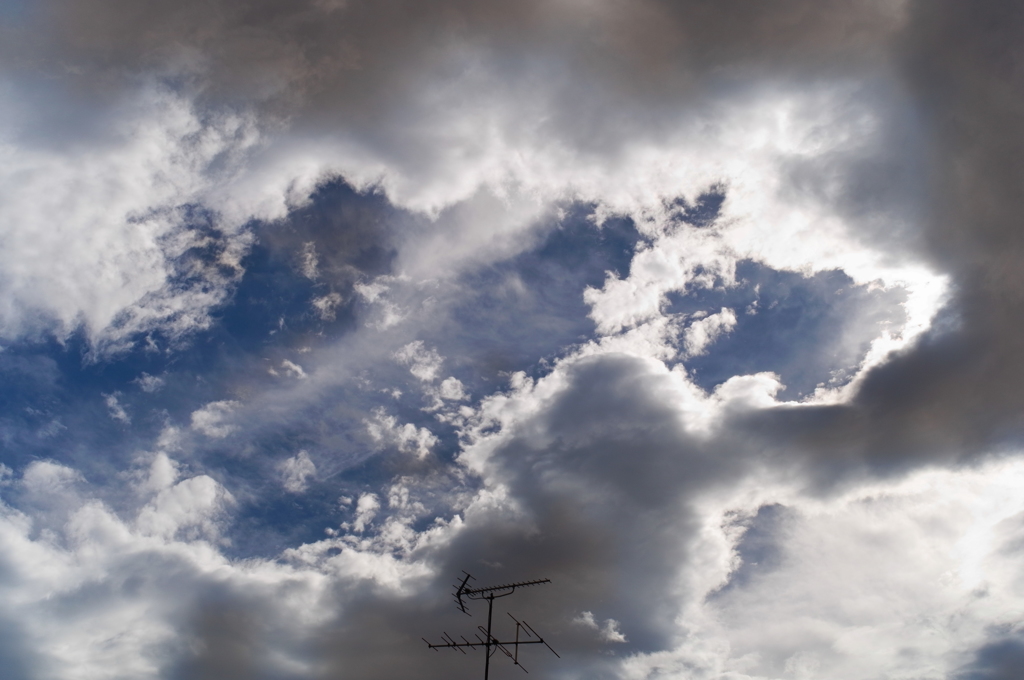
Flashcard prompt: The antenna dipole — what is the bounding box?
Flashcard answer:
[423,572,560,679]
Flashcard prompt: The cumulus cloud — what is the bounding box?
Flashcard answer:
[135,472,234,541]
[348,492,380,533]
[436,377,467,401]
[310,344,1024,679]
[683,307,737,358]
[133,452,181,496]
[0,459,335,680]
[366,408,438,459]
[617,459,1024,679]
[574,611,628,643]
[0,83,258,352]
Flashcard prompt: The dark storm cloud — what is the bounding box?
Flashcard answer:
[719,1,1024,483]
[885,0,1024,428]
[955,636,1024,680]
[123,352,723,680]
[26,0,902,86]
[452,356,729,646]
[4,0,904,158]
[312,354,734,679]
[170,591,295,680]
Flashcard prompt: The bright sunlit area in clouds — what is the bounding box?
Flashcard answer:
[1,1,1024,679]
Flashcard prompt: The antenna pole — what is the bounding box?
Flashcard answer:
[484,594,494,680]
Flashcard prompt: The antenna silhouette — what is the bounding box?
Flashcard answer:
[423,572,560,679]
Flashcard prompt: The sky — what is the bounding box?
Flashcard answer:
[1,1,1024,678]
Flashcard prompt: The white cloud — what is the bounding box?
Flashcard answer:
[421,376,471,413]
[349,493,380,533]
[366,409,438,459]
[619,459,1024,680]
[311,291,343,320]
[280,359,307,380]
[300,241,319,280]
[133,452,180,496]
[104,393,131,425]
[21,460,83,498]
[437,377,467,401]
[0,460,332,679]
[133,372,165,393]
[190,400,239,438]
[712,372,786,412]
[0,456,444,679]
[683,307,738,358]
[573,611,628,643]
[280,451,317,493]
[134,474,233,541]
[393,341,443,382]
[354,280,390,304]
[583,196,944,399]
[0,82,259,351]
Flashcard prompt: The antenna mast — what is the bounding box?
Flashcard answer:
[422,572,560,679]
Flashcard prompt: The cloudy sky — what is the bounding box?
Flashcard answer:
[2,1,1024,678]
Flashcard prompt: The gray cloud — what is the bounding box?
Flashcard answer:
[3,0,909,217]
[0,615,42,680]
[308,352,763,678]
[0,0,913,348]
[23,1,903,99]
[956,636,1024,680]
[710,1,1024,484]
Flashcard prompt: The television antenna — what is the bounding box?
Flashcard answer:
[422,572,560,679]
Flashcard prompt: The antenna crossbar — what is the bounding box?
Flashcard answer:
[462,578,551,598]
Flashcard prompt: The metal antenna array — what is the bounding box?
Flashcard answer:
[423,572,560,679]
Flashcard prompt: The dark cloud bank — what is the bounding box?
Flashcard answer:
[3,2,1024,679]
[747,1,1024,481]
